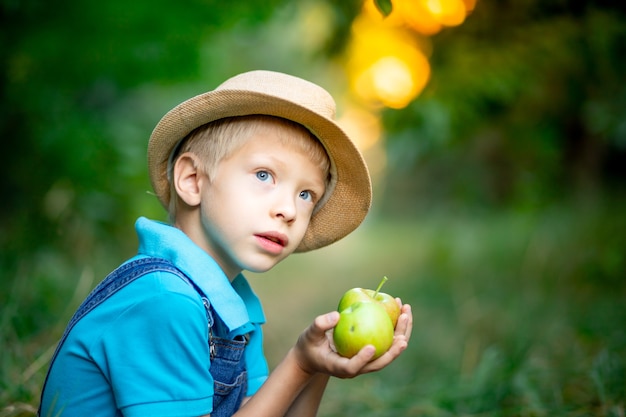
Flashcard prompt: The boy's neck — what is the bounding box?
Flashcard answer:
[174,210,241,282]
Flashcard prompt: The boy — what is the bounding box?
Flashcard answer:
[40,70,413,417]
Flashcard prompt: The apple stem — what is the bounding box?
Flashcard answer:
[373,276,388,298]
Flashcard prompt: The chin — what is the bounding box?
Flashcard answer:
[245,264,276,274]
[244,255,287,274]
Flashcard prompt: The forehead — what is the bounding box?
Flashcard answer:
[244,117,330,173]
[236,126,320,163]
[250,117,315,143]
[226,130,328,190]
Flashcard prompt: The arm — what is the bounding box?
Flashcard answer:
[234,302,413,417]
[283,372,330,417]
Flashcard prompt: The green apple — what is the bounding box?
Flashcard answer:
[337,277,401,328]
[333,301,394,359]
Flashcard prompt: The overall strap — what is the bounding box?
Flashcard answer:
[39,257,213,415]
[68,258,189,333]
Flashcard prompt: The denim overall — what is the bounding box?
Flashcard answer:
[39,257,247,417]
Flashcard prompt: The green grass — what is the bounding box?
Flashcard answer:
[254,203,626,416]
[2,202,625,416]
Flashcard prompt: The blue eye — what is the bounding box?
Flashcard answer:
[299,190,313,202]
[256,171,272,182]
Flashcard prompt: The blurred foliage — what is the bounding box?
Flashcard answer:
[252,202,626,417]
[380,0,626,213]
[1,0,625,414]
[1,0,291,258]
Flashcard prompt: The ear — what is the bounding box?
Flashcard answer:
[172,152,204,207]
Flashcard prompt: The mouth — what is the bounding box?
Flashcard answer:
[255,232,289,251]
[256,232,288,246]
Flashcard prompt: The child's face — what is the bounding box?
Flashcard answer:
[196,127,327,279]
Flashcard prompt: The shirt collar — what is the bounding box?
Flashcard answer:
[134,217,265,331]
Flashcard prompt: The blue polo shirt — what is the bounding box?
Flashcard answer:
[40,217,268,417]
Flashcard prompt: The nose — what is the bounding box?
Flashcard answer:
[271,191,297,223]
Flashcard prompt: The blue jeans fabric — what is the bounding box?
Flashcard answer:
[210,335,248,416]
[39,257,247,417]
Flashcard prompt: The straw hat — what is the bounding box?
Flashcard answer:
[148,70,371,252]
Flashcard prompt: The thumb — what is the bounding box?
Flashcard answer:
[313,311,340,333]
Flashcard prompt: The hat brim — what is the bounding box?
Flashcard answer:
[148,89,371,252]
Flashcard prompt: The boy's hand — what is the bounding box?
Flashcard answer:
[292,302,412,379]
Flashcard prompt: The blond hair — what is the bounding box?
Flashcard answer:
[168,115,331,220]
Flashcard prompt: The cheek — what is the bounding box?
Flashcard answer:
[298,200,317,223]
[294,210,314,238]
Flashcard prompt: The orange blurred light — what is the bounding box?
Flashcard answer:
[347,12,431,109]
[368,56,424,109]
[337,106,382,151]
[392,0,443,35]
[462,0,477,13]
[423,0,467,26]
[363,0,443,36]
[337,105,387,180]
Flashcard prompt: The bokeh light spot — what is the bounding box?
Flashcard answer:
[424,0,467,26]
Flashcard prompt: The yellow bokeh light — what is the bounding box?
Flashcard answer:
[337,106,382,151]
[365,0,474,32]
[393,0,444,35]
[347,12,431,109]
[337,105,387,180]
[462,0,477,13]
[424,0,467,26]
[345,0,475,109]
[362,0,443,35]
[368,56,422,109]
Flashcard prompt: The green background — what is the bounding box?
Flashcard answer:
[1,0,625,415]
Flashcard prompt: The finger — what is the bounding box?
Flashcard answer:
[359,335,408,373]
[294,312,341,374]
[401,304,413,340]
[362,307,412,373]
[394,304,413,339]
[331,345,376,378]
[299,311,340,351]
[353,344,376,364]
[312,311,340,334]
